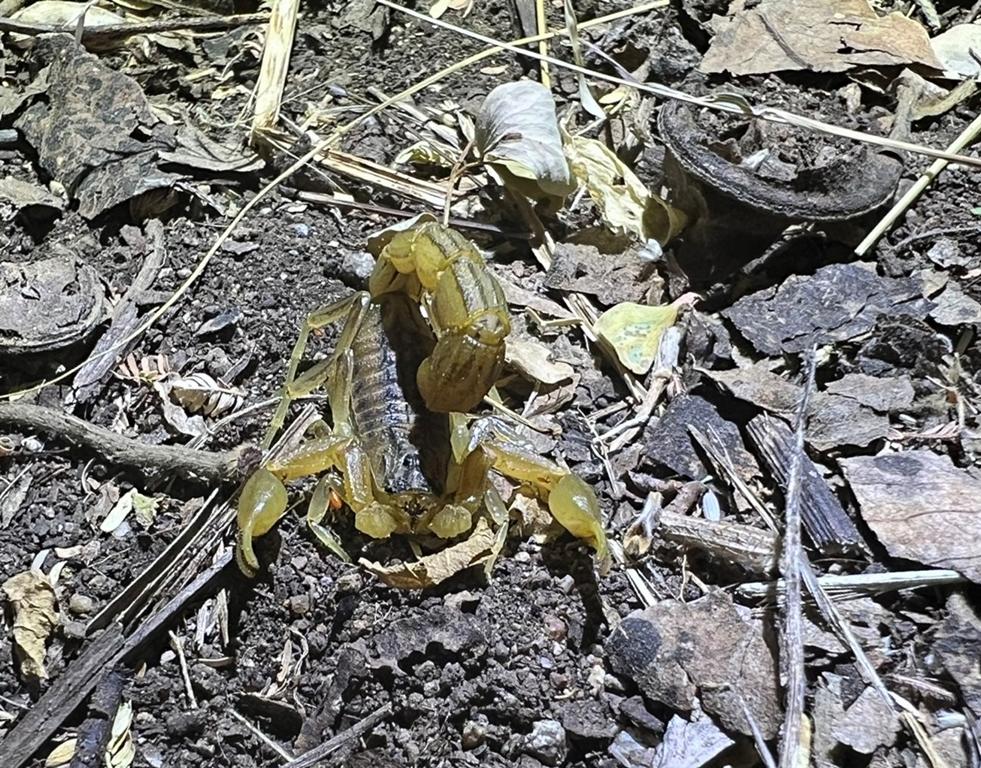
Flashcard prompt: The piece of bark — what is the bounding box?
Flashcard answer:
[72,220,166,404]
[69,668,129,768]
[0,627,124,768]
[841,450,981,583]
[747,414,865,554]
[0,402,244,483]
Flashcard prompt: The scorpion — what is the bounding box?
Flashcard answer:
[235,222,608,581]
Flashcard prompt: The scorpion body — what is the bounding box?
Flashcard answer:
[235,222,608,582]
[350,295,448,501]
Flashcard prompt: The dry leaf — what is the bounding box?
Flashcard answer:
[702,0,941,76]
[931,24,981,80]
[166,372,244,417]
[44,739,77,768]
[105,701,135,768]
[152,380,206,438]
[564,132,684,244]
[429,0,472,19]
[506,337,575,385]
[101,488,134,533]
[476,82,573,199]
[594,302,680,376]
[2,570,58,680]
[360,517,497,589]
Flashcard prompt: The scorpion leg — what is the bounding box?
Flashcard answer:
[480,438,609,567]
[369,223,510,413]
[261,292,371,448]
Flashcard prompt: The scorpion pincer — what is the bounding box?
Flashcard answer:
[235,222,608,581]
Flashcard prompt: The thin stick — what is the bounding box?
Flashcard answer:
[251,0,300,139]
[777,349,816,768]
[282,704,392,768]
[0,12,269,39]
[169,630,198,709]
[855,110,981,256]
[0,403,243,483]
[535,0,551,87]
[228,710,294,762]
[377,0,981,168]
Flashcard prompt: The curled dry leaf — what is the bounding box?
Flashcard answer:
[360,517,497,589]
[2,569,59,680]
[595,295,694,376]
[564,132,685,244]
[475,82,574,199]
[44,739,77,768]
[106,701,136,768]
[167,372,245,418]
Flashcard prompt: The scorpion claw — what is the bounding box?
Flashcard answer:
[236,468,289,577]
[548,474,610,570]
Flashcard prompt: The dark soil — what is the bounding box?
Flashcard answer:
[2,0,980,767]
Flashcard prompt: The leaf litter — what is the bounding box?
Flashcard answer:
[1,0,981,766]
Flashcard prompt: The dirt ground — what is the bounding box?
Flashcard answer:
[2,0,981,767]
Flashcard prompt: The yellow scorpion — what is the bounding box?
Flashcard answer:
[235,222,608,581]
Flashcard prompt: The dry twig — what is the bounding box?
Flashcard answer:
[777,349,816,768]
[0,403,244,483]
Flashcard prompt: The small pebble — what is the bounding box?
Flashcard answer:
[340,251,376,283]
[63,620,87,640]
[557,575,576,593]
[462,718,487,750]
[69,593,94,616]
[292,223,310,238]
[336,571,363,594]
[288,594,310,616]
[523,719,567,766]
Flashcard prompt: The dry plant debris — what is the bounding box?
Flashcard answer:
[1,0,981,765]
[702,0,941,75]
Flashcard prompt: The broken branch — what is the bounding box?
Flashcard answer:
[0,403,244,483]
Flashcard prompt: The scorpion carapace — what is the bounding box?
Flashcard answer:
[235,223,608,584]
[369,222,510,414]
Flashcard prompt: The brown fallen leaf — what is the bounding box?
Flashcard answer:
[360,517,497,589]
[841,451,981,584]
[2,569,59,680]
[506,337,576,386]
[702,0,941,76]
[607,590,781,738]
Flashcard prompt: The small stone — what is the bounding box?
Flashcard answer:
[288,594,310,616]
[523,719,567,766]
[560,699,618,740]
[513,551,531,563]
[336,572,363,594]
[340,251,376,284]
[63,620,87,640]
[166,710,207,737]
[543,614,567,642]
[69,593,94,616]
[292,223,310,238]
[619,695,665,735]
[462,719,486,749]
